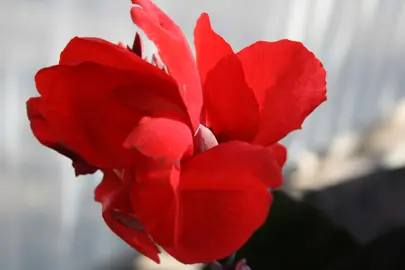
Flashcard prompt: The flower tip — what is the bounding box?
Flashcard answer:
[130,0,151,12]
[150,254,161,264]
[197,12,211,24]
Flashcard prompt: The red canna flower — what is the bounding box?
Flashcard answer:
[26,0,326,265]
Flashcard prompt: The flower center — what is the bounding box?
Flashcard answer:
[193,124,219,154]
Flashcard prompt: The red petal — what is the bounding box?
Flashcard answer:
[130,0,203,131]
[59,37,169,82]
[35,63,145,169]
[131,162,181,247]
[194,14,259,142]
[203,55,259,142]
[96,170,160,262]
[103,213,160,261]
[94,170,123,204]
[35,60,190,170]
[237,40,327,145]
[269,143,287,167]
[124,117,193,163]
[194,13,234,83]
[27,97,97,176]
[113,85,189,124]
[57,37,187,114]
[164,141,282,263]
[123,117,194,248]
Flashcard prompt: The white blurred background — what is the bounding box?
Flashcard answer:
[1,0,405,269]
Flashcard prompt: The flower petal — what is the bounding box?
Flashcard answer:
[96,170,160,263]
[59,37,170,82]
[35,63,151,169]
[131,162,181,248]
[194,13,234,83]
[124,116,194,247]
[57,37,189,112]
[237,40,327,145]
[130,0,203,131]
[27,97,97,176]
[164,141,282,263]
[194,14,259,142]
[114,86,189,126]
[123,117,193,163]
[202,55,259,142]
[94,170,122,203]
[269,143,287,167]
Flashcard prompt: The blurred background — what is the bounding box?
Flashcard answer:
[1,0,405,269]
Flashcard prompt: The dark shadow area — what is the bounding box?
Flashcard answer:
[332,226,405,270]
[235,191,360,270]
[231,166,405,270]
[305,166,405,243]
